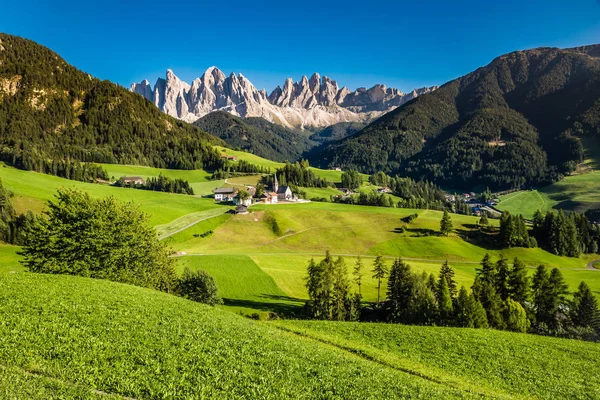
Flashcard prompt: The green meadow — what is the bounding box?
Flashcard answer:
[0,164,220,226]
[273,320,600,400]
[0,272,483,399]
[497,171,600,219]
[2,164,599,316]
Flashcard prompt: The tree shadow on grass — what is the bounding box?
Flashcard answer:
[455,228,502,250]
[403,228,441,237]
[223,294,305,318]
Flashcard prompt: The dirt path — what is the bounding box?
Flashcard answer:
[586,259,600,270]
[159,209,229,240]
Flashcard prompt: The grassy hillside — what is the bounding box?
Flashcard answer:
[497,171,600,218]
[273,320,600,400]
[165,202,600,310]
[0,163,224,226]
[214,146,345,183]
[0,272,489,399]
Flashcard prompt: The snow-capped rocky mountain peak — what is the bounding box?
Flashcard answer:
[131,69,437,129]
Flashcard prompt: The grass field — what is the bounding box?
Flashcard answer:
[273,320,600,400]
[177,255,303,316]
[497,171,600,218]
[0,164,220,226]
[214,146,346,183]
[0,272,491,399]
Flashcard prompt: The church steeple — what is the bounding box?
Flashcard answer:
[273,173,279,193]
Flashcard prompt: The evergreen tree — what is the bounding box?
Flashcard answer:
[331,256,351,321]
[508,257,530,305]
[570,281,600,331]
[439,260,457,298]
[21,189,176,291]
[372,255,388,306]
[436,276,453,324]
[386,258,413,322]
[455,286,488,328]
[479,213,489,228]
[495,255,511,301]
[440,210,453,236]
[353,256,364,296]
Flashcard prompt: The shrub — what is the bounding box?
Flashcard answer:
[20,189,176,291]
[177,268,223,306]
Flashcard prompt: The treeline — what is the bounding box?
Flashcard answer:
[3,153,109,183]
[499,210,600,257]
[0,179,36,245]
[533,210,599,256]
[305,253,600,341]
[114,174,194,195]
[331,191,396,208]
[370,171,449,210]
[210,160,271,180]
[271,160,329,188]
[0,33,225,179]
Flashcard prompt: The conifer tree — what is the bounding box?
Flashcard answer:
[508,257,530,305]
[353,256,364,296]
[455,286,488,328]
[440,210,453,236]
[386,258,413,322]
[436,276,453,324]
[439,260,457,298]
[372,255,388,306]
[570,281,600,331]
[332,256,350,321]
[495,255,511,301]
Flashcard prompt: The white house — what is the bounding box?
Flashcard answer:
[213,187,237,202]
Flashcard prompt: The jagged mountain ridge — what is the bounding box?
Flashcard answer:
[131,68,436,129]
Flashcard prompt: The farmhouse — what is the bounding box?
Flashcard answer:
[260,192,278,204]
[213,187,237,202]
[220,154,238,161]
[122,176,145,185]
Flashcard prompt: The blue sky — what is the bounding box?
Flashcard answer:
[2,0,600,92]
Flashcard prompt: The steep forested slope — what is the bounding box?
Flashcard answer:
[194,111,315,162]
[313,45,600,189]
[0,34,225,171]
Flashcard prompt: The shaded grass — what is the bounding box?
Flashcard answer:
[177,255,303,317]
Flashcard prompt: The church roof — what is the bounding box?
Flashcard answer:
[277,185,290,194]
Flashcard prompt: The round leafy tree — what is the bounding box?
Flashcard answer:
[20,189,176,291]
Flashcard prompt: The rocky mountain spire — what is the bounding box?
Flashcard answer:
[131,69,438,128]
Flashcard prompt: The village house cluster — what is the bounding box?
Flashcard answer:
[213,174,298,214]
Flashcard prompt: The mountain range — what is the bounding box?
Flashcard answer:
[311,45,600,189]
[131,69,436,129]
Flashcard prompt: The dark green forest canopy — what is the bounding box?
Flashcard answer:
[194,111,315,162]
[0,33,225,171]
[311,45,600,190]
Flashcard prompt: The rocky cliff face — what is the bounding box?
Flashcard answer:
[131,68,437,129]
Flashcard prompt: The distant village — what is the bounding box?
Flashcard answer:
[213,174,303,214]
